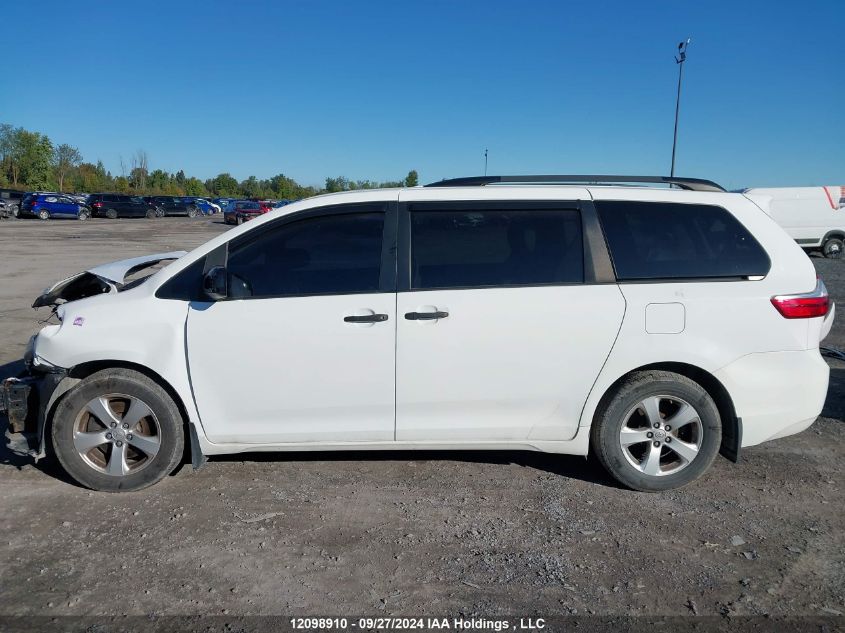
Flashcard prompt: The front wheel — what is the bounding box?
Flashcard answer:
[186,206,198,218]
[51,369,185,492]
[590,370,721,492]
[823,238,843,259]
[77,209,90,221]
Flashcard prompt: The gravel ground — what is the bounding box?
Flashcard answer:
[0,216,843,625]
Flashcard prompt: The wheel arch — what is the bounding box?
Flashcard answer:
[589,361,741,463]
[822,230,845,243]
[43,360,194,464]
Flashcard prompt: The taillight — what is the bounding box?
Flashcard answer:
[93,202,103,207]
[771,278,830,319]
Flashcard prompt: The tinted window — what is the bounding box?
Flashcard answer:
[410,209,583,289]
[226,212,385,298]
[595,201,770,280]
[236,202,260,210]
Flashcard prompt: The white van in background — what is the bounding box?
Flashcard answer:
[744,186,845,258]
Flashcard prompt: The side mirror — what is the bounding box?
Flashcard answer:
[202,266,227,301]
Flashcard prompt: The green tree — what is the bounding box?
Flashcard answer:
[240,175,260,198]
[53,144,83,192]
[206,172,239,196]
[404,170,419,187]
[184,177,207,196]
[14,130,54,190]
[148,169,170,192]
[325,176,349,193]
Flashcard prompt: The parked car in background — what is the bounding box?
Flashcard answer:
[0,199,16,219]
[2,174,833,492]
[147,196,201,218]
[88,194,158,219]
[0,188,25,218]
[20,193,91,220]
[193,198,220,215]
[258,200,274,212]
[212,197,234,211]
[743,186,845,258]
[223,200,263,225]
[273,199,292,209]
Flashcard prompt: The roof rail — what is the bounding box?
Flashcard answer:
[424,175,726,192]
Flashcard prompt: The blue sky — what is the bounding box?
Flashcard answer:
[3,0,843,189]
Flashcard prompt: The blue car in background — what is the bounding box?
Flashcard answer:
[20,193,90,220]
[193,198,220,215]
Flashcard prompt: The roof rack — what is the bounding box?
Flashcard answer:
[424,175,726,192]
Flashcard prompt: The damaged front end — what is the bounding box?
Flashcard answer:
[3,251,187,459]
[32,250,187,309]
[2,371,67,460]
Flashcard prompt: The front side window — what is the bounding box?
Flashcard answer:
[595,201,770,280]
[410,209,584,289]
[226,212,385,298]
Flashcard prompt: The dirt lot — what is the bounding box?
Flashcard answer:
[0,217,843,626]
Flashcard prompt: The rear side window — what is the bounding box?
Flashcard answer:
[410,209,583,289]
[226,212,385,298]
[596,201,770,280]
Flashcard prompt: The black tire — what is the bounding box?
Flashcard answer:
[236,215,244,225]
[187,206,198,218]
[823,238,843,259]
[77,209,89,221]
[106,208,118,220]
[51,368,185,492]
[145,208,156,219]
[590,370,721,492]
[38,209,50,221]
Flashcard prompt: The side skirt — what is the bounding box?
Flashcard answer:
[192,430,591,458]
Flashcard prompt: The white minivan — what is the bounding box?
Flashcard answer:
[1,176,834,493]
[744,186,845,258]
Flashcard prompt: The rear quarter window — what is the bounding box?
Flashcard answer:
[595,201,770,280]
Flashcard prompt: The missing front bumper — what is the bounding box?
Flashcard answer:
[2,373,65,459]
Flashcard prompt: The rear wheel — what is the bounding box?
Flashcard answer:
[155,206,165,218]
[106,208,118,220]
[823,238,843,259]
[51,369,185,492]
[187,205,198,218]
[38,209,50,221]
[591,370,721,492]
[77,209,90,221]
[145,208,156,219]
[236,215,244,225]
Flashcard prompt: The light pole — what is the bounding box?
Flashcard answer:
[484,148,488,176]
[670,38,690,178]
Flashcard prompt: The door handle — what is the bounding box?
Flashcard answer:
[404,311,449,320]
[344,313,388,323]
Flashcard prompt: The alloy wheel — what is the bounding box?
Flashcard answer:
[618,395,703,477]
[72,394,162,476]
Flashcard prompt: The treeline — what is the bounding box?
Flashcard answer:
[0,123,419,199]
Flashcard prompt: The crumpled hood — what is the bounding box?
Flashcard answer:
[32,251,187,308]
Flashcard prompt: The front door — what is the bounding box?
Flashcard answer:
[395,200,625,442]
[186,202,398,444]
